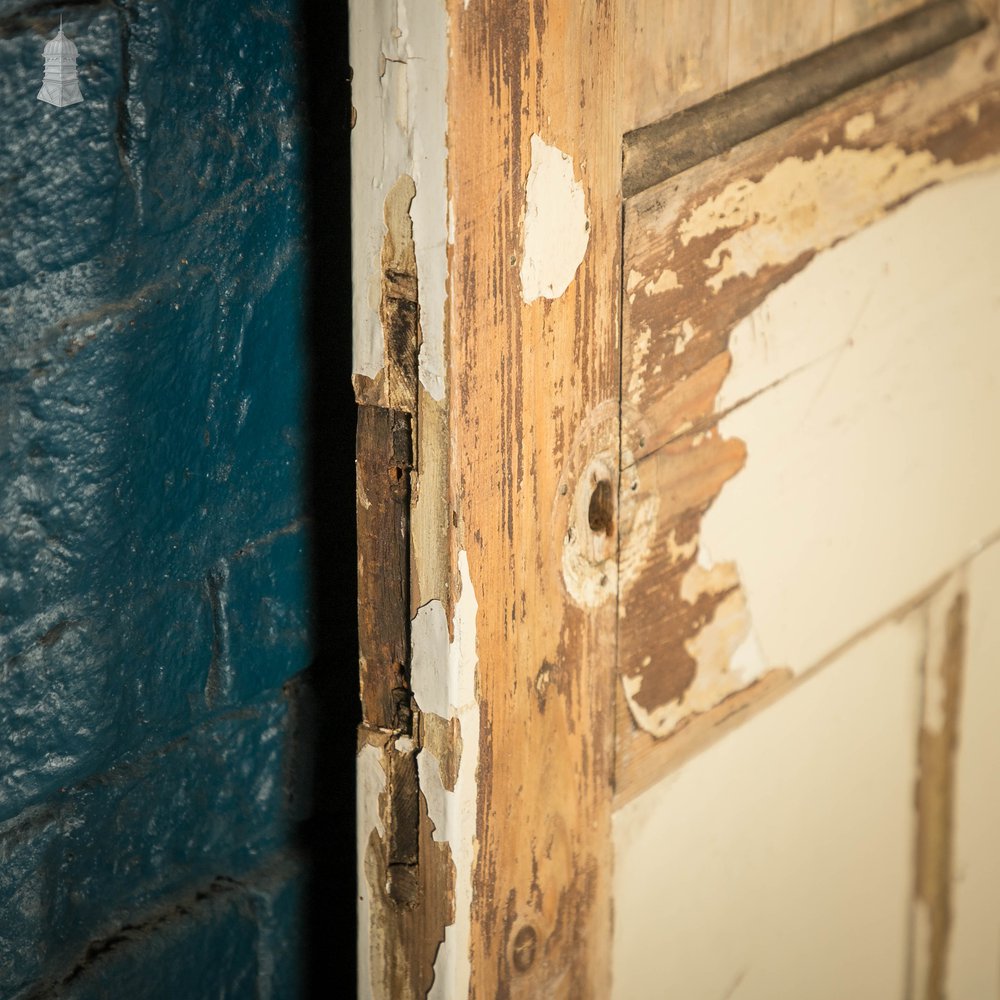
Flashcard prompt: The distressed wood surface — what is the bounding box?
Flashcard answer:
[946,543,1000,998]
[623,0,984,197]
[622,0,933,130]
[617,24,1000,800]
[910,577,967,1000]
[447,2,622,996]
[357,404,413,732]
[727,0,833,89]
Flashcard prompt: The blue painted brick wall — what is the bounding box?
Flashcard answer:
[0,1,312,995]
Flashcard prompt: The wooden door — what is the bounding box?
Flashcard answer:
[351,2,1000,997]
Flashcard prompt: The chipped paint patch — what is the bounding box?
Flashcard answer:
[357,738,388,999]
[844,111,875,141]
[644,267,680,295]
[699,170,1000,680]
[520,134,590,303]
[410,551,479,1000]
[672,319,694,356]
[678,144,997,293]
[351,0,449,401]
[621,122,1000,742]
[626,322,652,403]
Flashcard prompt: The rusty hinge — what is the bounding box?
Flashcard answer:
[357,403,422,907]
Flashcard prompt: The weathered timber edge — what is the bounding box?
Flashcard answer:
[622,0,985,198]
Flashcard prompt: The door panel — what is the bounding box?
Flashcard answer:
[613,610,922,1000]
[616,21,1000,798]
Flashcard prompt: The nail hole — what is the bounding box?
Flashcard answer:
[588,479,614,536]
[389,465,404,483]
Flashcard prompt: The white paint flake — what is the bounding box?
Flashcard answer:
[410,551,480,1000]
[677,144,1000,294]
[356,741,388,997]
[520,134,590,303]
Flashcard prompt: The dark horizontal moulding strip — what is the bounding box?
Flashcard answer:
[622,0,986,198]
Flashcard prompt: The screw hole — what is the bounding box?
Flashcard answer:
[588,480,614,536]
[389,465,404,483]
[512,925,538,973]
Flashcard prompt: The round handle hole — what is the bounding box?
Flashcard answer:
[588,479,614,536]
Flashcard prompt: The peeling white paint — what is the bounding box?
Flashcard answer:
[357,741,388,998]
[644,267,680,295]
[520,134,590,303]
[678,144,1000,294]
[844,111,875,142]
[672,319,694,356]
[699,169,1000,681]
[351,0,449,400]
[410,551,480,1000]
[626,322,652,403]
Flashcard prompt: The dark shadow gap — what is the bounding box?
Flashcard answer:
[297,0,358,994]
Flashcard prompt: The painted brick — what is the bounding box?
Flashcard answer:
[0,692,303,994]
[0,9,125,286]
[56,884,262,1000]
[0,0,310,992]
[1,0,309,811]
[251,858,309,1000]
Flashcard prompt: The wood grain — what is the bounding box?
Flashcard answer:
[447,2,622,995]
[621,0,730,131]
[727,0,834,90]
[621,0,941,132]
[834,0,929,38]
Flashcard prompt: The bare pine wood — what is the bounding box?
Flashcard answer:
[447,2,622,995]
[621,0,730,131]
[834,0,929,37]
[622,0,941,132]
[727,0,834,90]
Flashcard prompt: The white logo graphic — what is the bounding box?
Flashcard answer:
[37,18,84,108]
